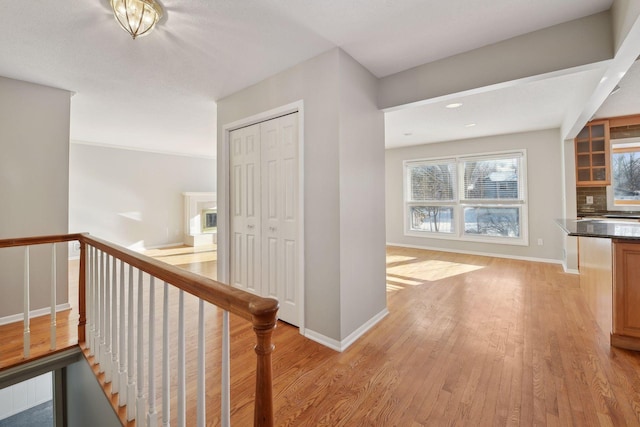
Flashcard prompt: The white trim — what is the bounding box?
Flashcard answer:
[607,138,640,211]
[303,330,342,352]
[220,100,305,332]
[304,308,389,352]
[387,242,563,266]
[403,149,529,246]
[561,262,580,275]
[70,139,216,160]
[0,303,72,326]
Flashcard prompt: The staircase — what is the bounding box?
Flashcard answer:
[0,233,279,426]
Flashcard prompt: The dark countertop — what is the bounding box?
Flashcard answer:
[557,218,640,240]
[577,211,640,219]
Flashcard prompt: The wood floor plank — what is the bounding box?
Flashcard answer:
[5,245,640,426]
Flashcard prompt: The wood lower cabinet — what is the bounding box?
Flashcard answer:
[612,240,640,350]
[578,237,640,351]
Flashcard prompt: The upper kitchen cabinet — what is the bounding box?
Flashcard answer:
[575,120,610,186]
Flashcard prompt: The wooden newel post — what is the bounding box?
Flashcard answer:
[252,302,278,427]
[78,239,87,343]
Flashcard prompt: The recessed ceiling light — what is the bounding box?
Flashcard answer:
[445,103,463,109]
[464,123,477,128]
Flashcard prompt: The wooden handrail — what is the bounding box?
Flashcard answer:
[0,233,279,426]
[0,233,87,248]
[80,234,279,324]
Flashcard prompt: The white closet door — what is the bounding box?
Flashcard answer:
[229,113,300,327]
[261,113,299,326]
[229,124,261,295]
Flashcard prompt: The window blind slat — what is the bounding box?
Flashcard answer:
[408,160,456,202]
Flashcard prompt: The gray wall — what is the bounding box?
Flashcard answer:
[612,0,640,52]
[386,128,564,262]
[337,50,387,338]
[378,12,613,110]
[64,359,120,427]
[69,142,215,251]
[0,76,70,318]
[217,48,387,343]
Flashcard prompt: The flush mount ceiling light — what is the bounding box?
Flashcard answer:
[110,0,163,39]
[445,103,463,109]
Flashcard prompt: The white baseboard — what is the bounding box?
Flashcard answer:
[68,240,187,260]
[386,241,564,266]
[129,241,186,252]
[304,308,389,352]
[0,303,72,326]
[561,261,579,275]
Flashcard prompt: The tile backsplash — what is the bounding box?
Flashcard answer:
[577,186,607,214]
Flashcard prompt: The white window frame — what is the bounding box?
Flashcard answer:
[404,150,529,246]
[607,137,640,210]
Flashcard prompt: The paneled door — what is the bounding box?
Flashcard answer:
[229,113,300,326]
[230,124,261,295]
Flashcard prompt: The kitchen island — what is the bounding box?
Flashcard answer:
[558,218,640,351]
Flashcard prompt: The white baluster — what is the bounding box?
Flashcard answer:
[118,260,127,406]
[104,254,112,383]
[197,299,206,427]
[162,282,170,427]
[97,250,104,367]
[23,247,30,359]
[99,251,107,371]
[178,290,186,427]
[222,310,230,427]
[85,244,90,350]
[136,269,147,427]
[111,257,119,393]
[86,246,94,355]
[90,247,98,356]
[147,277,158,427]
[50,243,57,350]
[127,265,137,421]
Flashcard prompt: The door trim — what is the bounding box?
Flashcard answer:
[219,100,305,334]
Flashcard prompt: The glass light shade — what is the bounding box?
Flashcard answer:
[110,0,163,39]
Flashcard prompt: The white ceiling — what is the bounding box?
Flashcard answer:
[594,59,640,119]
[0,0,624,157]
[385,68,606,149]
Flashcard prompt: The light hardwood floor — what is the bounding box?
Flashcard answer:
[4,245,640,426]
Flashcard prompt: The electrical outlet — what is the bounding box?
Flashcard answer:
[586,195,594,205]
[73,242,80,252]
[537,238,543,246]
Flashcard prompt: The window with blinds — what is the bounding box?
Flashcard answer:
[462,156,521,201]
[406,160,456,233]
[407,161,456,201]
[404,151,527,244]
